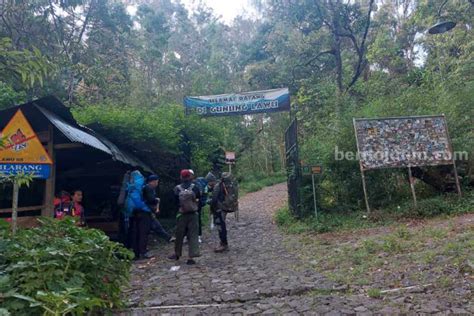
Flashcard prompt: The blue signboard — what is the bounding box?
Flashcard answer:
[184,88,290,117]
[0,164,51,179]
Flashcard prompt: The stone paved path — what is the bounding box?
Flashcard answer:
[121,183,337,315]
[120,183,473,315]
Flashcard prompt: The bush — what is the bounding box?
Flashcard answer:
[240,172,286,194]
[0,217,133,315]
[275,206,384,234]
[275,190,473,235]
[389,190,474,219]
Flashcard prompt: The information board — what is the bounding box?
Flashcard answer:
[353,115,453,170]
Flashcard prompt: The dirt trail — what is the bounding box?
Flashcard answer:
[121,183,473,315]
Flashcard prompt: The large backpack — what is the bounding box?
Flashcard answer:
[117,171,131,207]
[124,170,146,217]
[219,173,239,212]
[177,183,198,213]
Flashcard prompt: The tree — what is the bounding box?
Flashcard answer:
[0,37,51,86]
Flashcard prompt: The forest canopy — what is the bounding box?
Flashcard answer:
[0,0,472,214]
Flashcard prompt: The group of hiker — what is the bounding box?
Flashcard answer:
[52,167,238,265]
[122,168,238,264]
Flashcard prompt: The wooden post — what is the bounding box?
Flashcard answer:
[311,173,318,218]
[12,180,19,234]
[408,166,417,207]
[43,125,55,217]
[442,114,462,197]
[360,169,370,214]
[353,118,371,215]
[452,162,462,197]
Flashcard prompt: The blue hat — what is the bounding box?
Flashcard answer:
[147,174,160,182]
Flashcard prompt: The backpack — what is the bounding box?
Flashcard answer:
[194,177,208,207]
[177,183,198,213]
[194,177,207,195]
[117,171,131,207]
[124,170,146,217]
[54,200,72,219]
[219,173,239,212]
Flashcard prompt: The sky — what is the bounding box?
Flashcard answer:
[181,0,255,24]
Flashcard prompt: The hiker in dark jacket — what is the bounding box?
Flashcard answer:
[209,172,229,253]
[143,175,173,242]
[168,169,201,265]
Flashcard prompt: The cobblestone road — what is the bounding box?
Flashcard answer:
[120,183,473,315]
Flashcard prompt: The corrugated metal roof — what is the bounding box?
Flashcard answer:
[34,103,152,172]
[0,96,153,172]
[37,106,112,154]
[88,129,153,173]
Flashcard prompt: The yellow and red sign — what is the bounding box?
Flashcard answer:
[0,110,52,178]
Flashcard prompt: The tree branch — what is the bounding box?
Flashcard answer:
[76,0,95,47]
[303,49,335,67]
[347,0,374,90]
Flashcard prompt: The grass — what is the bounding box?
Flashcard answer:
[367,288,382,298]
[295,219,474,299]
[275,189,474,234]
[275,206,388,234]
[239,172,286,194]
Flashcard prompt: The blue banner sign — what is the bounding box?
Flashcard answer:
[0,164,51,179]
[184,88,290,117]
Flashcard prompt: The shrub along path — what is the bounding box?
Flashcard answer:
[121,183,473,315]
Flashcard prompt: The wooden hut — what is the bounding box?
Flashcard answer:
[0,96,152,236]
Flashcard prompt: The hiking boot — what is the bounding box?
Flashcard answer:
[140,252,154,260]
[168,254,180,260]
[214,245,229,253]
[168,236,176,243]
[186,259,196,265]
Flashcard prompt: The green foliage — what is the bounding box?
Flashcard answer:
[0,218,133,315]
[0,0,472,219]
[72,103,228,176]
[388,190,474,219]
[0,172,34,187]
[0,82,26,110]
[73,104,182,154]
[0,38,52,88]
[239,172,286,194]
[276,206,384,234]
[276,189,473,234]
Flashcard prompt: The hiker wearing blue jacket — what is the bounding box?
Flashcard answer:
[126,170,153,260]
